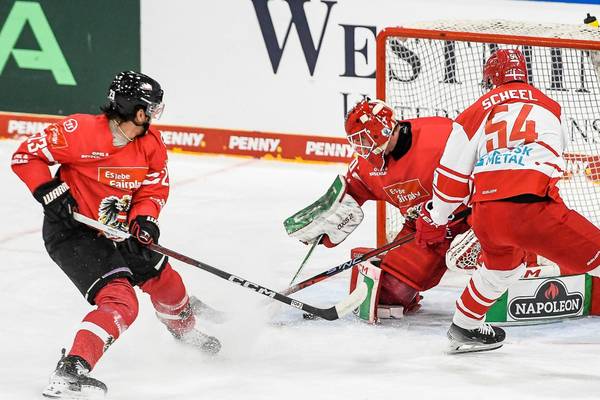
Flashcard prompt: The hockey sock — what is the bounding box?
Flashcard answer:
[139,264,195,334]
[454,264,525,329]
[69,278,138,369]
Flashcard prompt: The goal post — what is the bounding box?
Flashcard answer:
[375,20,600,247]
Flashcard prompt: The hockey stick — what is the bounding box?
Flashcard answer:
[289,234,323,285]
[280,207,472,296]
[72,213,367,321]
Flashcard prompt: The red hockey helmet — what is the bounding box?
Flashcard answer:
[483,49,528,89]
[344,99,396,169]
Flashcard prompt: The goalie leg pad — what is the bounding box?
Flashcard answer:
[351,260,382,324]
[349,248,422,321]
[379,272,422,315]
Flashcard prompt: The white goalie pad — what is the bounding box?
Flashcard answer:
[352,260,382,324]
[350,260,406,323]
[446,228,481,274]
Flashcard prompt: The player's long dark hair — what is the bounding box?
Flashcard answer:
[100,103,144,122]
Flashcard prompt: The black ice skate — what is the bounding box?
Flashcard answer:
[447,323,505,354]
[42,349,107,399]
[170,327,222,355]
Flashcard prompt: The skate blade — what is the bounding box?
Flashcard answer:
[447,340,503,355]
[42,383,106,399]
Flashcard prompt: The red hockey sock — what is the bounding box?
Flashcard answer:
[455,278,494,325]
[69,278,138,369]
[453,265,524,329]
[139,264,195,334]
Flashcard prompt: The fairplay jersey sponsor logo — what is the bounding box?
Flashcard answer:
[305,141,353,158]
[160,130,205,147]
[383,179,429,208]
[508,279,584,320]
[229,136,280,152]
[98,167,148,190]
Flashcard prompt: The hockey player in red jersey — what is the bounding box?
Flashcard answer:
[11,71,220,398]
[415,49,600,353]
[285,99,470,321]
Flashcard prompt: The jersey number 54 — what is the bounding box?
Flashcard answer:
[484,104,538,152]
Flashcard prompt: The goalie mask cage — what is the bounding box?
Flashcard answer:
[376,20,600,249]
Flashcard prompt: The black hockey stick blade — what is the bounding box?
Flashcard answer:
[72,212,367,321]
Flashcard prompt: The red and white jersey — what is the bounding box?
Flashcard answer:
[429,82,565,225]
[11,114,169,231]
[345,117,454,214]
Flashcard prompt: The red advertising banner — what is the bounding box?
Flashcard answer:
[0,112,353,164]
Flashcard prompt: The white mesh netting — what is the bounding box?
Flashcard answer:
[381,20,600,243]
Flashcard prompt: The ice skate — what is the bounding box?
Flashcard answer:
[447,323,505,354]
[42,349,107,399]
[170,327,222,355]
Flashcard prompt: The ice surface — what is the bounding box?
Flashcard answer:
[1,140,600,400]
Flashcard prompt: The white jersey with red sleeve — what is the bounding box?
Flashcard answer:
[11,114,169,231]
[429,82,566,225]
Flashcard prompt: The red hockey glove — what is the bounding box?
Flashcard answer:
[128,216,160,260]
[415,201,448,248]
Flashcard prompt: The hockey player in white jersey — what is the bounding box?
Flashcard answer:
[414,49,600,353]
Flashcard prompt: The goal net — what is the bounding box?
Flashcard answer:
[376,20,600,250]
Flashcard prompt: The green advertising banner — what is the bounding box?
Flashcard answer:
[0,0,140,115]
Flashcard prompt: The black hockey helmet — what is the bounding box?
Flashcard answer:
[107,71,164,120]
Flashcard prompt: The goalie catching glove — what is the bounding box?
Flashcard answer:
[284,175,363,247]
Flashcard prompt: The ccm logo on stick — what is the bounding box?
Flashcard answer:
[228,275,277,297]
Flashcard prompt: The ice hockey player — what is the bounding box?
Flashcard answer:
[285,98,470,322]
[11,71,220,398]
[415,49,600,353]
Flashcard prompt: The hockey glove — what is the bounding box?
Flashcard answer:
[33,178,78,228]
[284,175,364,248]
[415,201,448,249]
[128,216,160,260]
